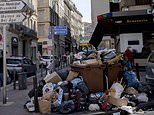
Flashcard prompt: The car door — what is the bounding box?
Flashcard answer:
[27,59,36,74]
[23,58,31,74]
[146,52,154,78]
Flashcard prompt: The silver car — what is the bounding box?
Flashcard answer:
[145,51,154,90]
[7,57,37,77]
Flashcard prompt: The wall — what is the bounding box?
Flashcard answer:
[120,33,143,53]
[91,0,110,29]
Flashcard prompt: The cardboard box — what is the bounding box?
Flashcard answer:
[44,72,62,83]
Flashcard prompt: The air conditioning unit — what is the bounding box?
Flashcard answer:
[111,0,121,3]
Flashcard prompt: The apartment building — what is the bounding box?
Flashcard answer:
[0,0,38,60]
[37,0,83,55]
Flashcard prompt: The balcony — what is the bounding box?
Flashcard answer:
[9,23,37,39]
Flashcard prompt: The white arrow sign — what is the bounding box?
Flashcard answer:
[0,1,26,12]
[0,13,26,23]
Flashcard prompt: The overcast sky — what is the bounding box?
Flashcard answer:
[72,0,91,23]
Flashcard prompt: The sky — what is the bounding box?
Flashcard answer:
[72,0,91,23]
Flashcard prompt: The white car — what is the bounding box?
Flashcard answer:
[40,55,54,68]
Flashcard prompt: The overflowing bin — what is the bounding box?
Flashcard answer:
[70,63,123,92]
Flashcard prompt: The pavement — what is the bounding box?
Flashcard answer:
[0,68,154,115]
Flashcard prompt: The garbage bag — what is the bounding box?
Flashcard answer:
[76,81,89,95]
[123,71,140,88]
[71,77,82,88]
[28,86,43,98]
[42,83,56,95]
[59,100,75,114]
[56,68,69,81]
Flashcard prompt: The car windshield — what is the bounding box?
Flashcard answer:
[7,59,22,64]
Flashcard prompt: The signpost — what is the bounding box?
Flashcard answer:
[0,0,27,105]
[52,26,68,35]
[0,13,26,23]
[0,1,26,12]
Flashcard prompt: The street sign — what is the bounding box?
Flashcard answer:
[52,26,68,35]
[0,1,26,12]
[0,13,26,23]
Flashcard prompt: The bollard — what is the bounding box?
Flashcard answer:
[13,70,16,90]
[135,63,140,81]
[33,76,39,112]
[41,64,43,77]
[46,62,48,75]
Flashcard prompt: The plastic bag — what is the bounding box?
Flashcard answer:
[110,82,124,98]
[42,83,55,95]
[123,71,140,88]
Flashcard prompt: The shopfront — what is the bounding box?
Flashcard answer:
[90,9,154,50]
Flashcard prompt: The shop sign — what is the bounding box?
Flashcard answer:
[147,9,154,14]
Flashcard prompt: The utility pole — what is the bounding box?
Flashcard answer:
[3,24,7,104]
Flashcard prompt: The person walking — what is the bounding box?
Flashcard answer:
[124,46,134,69]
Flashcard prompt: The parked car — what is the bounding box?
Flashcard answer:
[7,57,37,80]
[145,51,154,90]
[39,55,60,68]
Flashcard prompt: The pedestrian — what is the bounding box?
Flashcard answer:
[0,51,3,87]
[124,46,134,69]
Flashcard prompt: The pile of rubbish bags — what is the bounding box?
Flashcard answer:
[24,49,154,114]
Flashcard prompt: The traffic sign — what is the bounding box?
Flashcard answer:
[0,1,26,12]
[52,26,68,35]
[0,13,26,23]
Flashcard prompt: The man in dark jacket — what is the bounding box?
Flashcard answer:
[0,51,3,87]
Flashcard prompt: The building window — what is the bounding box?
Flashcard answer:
[128,40,139,45]
[110,2,120,12]
[38,24,45,36]
[34,21,36,31]
[135,0,151,5]
[30,19,33,29]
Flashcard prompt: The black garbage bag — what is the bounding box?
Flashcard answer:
[28,86,43,98]
[59,100,75,114]
[137,100,154,111]
[56,68,69,81]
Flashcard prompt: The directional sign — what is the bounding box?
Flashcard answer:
[0,13,26,23]
[52,26,68,35]
[0,1,26,12]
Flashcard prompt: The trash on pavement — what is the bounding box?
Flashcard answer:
[24,49,154,114]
